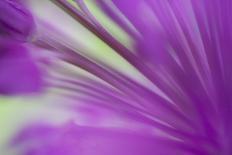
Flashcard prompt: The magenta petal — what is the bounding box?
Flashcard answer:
[14,123,201,155]
[0,41,42,95]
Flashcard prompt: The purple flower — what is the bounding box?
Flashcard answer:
[8,0,232,155]
[0,0,42,95]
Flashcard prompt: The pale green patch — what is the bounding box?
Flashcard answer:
[0,95,77,154]
[83,0,133,50]
[67,0,82,11]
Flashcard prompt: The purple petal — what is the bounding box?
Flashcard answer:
[0,0,35,42]
[0,40,42,95]
[13,122,205,155]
